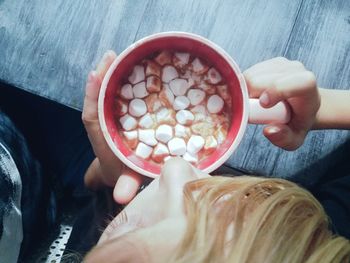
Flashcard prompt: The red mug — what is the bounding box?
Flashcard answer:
[98,32,290,178]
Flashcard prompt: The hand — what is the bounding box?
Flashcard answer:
[82,51,143,204]
[243,57,320,150]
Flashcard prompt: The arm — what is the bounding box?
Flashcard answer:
[313,88,350,129]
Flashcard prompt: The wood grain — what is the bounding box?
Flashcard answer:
[0,0,349,185]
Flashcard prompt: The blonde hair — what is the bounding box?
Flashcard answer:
[171,176,350,263]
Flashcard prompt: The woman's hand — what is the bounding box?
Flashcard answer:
[82,51,143,204]
[243,57,320,150]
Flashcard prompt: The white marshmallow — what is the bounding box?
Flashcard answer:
[168,138,186,156]
[162,65,179,83]
[145,94,162,113]
[198,83,216,94]
[217,85,232,107]
[191,122,215,137]
[128,65,145,84]
[191,105,207,114]
[204,135,218,154]
[187,135,205,154]
[133,81,149,98]
[145,60,161,77]
[194,113,207,122]
[155,124,173,143]
[135,142,153,159]
[152,143,169,163]
[119,114,137,131]
[187,89,205,106]
[164,156,173,162]
[146,76,161,93]
[129,99,147,117]
[156,108,176,125]
[120,84,134,100]
[173,52,190,68]
[123,130,138,149]
[115,99,128,116]
[169,78,189,96]
[159,85,175,107]
[139,113,154,129]
[175,124,191,139]
[207,67,222,84]
[191,58,208,74]
[207,95,224,114]
[176,110,194,125]
[182,152,198,164]
[173,96,190,110]
[155,51,172,66]
[139,129,158,146]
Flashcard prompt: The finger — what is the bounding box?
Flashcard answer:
[263,124,306,150]
[82,70,102,123]
[113,168,143,204]
[259,71,317,108]
[244,57,304,80]
[245,73,285,98]
[96,50,117,78]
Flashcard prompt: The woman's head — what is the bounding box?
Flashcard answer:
[85,158,350,263]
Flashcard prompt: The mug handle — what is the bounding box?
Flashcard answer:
[248,98,291,124]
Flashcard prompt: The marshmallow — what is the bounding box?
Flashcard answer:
[146,76,161,93]
[175,124,191,139]
[187,89,205,106]
[135,142,153,159]
[191,58,209,74]
[162,65,179,83]
[145,93,162,113]
[217,85,232,107]
[191,105,207,114]
[173,96,190,110]
[176,110,194,125]
[156,108,176,125]
[128,65,145,84]
[194,113,207,122]
[152,143,169,163]
[214,126,228,144]
[182,152,198,164]
[203,135,218,155]
[168,137,186,156]
[187,135,205,154]
[191,122,215,137]
[114,99,128,116]
[133,81,149,98]
[207,67,222,84]
[129,99,147,117]
[139,129,158,146]
[139,113,154,129]
[173,52,190,68]
[145,60,161,77]
[119,114,137,131]
[123,130,138,149]
[155,124,173,143]
[159,85,175,107]
[155,50,172,66]
[207,95,224,114]
[169,78,189,96]
[164,156,173,162]
[198,83,216,95]
[120,84,134,100]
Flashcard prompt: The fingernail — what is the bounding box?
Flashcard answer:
[267,126,281,134]
[88,71,96,82]
[260,92,270,106]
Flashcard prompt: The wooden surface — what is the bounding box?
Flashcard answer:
[0,0,349,185]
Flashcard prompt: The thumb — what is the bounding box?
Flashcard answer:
[113,167,143,204]
[263,124,306,151]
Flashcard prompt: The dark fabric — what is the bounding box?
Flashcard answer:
[0,83,96,260]
[0,109,54,260]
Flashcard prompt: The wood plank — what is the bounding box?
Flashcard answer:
[233,0,350,186]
